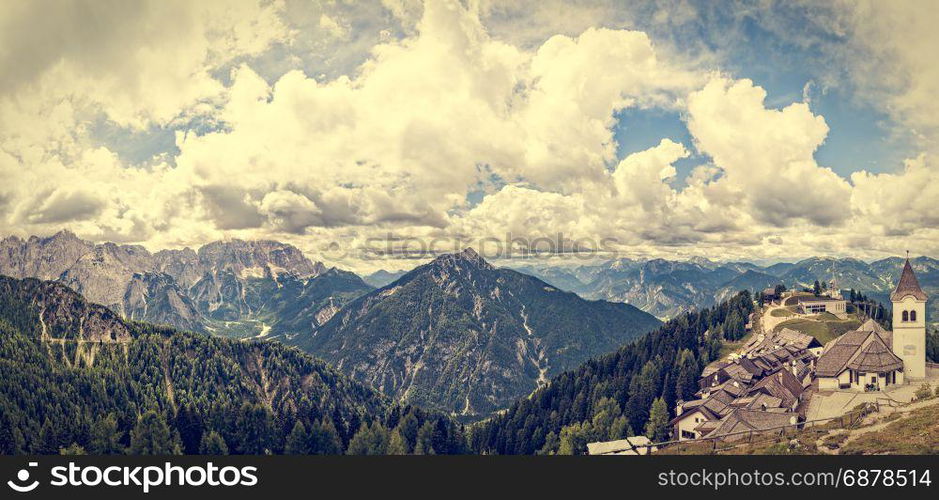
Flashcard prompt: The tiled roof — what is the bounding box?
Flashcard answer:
[773,328,821,350]
[723,363,755,382]
[587,436,654,455]
[748,393,784,410]
[816,345,860,377]
[748,369,803,406]
[705,409,795,438]
[891,259,927,301]
[701,360,729,378]
[816,321,901,377]
[847,337,903,372]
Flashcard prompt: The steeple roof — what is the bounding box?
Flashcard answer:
[891,258,927,301]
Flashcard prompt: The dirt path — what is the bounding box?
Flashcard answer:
[761,304,792,333]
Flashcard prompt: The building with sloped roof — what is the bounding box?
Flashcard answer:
[703,408,799,441]
[586,436,656,455]
[815,257,927,390]
[816,319,903,390]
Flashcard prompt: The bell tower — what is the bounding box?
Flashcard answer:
[891,255,927,380]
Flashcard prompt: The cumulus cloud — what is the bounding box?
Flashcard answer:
[839,0,939,150]
[1,0,938,270]
[850,154,939,235]
[687,78,852,227]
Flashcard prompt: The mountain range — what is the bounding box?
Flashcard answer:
[299,248,662,418]
[512,255,939,323]
[0,231,372,339]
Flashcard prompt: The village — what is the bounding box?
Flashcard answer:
[587,258,939,455]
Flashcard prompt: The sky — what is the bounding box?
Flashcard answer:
[1,0,938,273]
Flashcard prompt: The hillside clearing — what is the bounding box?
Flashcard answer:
[773,315,862,345]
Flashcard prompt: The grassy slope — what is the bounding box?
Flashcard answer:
[841,404,939,454]
[770,307,795,318]
[774,314,862,345]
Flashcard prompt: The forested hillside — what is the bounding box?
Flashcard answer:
[305,249,661,419]
[469,292,754,454]
[0,276,465,455]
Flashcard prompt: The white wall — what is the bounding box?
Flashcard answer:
[893,295,926,379]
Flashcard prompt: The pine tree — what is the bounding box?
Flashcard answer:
[590,397,620,438]
[0,410,15,455]
[36,418,60,455]
[387,430,408,455]
[174,404,203,455]
[234,403,274,455]
[198,430,229,455]
[724,310,744,341]
[557,422,593,455]
[129,411,182,455]
[644,397,670,442]
[308,418,342,455]
[674,349,699,401]
[346,422,390,455]
[537,431,559,455]
[609,415,632,440]
[413,421,436,455]
[284,421,310,455]
[625,360,659,431]
[89,414,123,455]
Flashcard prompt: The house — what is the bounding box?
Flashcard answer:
[699,360,731,389]
[772,328,823,351]
[797,296,848,318]
[675,384,745,440]
[703,408,799,441]
[671,402,720,441]
[746,368,804,410]
[762,287,779,303]
[586,436,656,455]
[671,395,732,440]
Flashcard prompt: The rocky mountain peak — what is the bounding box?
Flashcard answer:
[196,239,324,278]
[25,229,84,245]
[431,247,493,271]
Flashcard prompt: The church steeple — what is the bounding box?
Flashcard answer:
[891,254,927,380]
[891,257,927,301]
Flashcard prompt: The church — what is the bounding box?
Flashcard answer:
[815,258,928,391]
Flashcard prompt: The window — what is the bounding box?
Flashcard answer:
[902,311,909,322]
[911,310,917,322]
